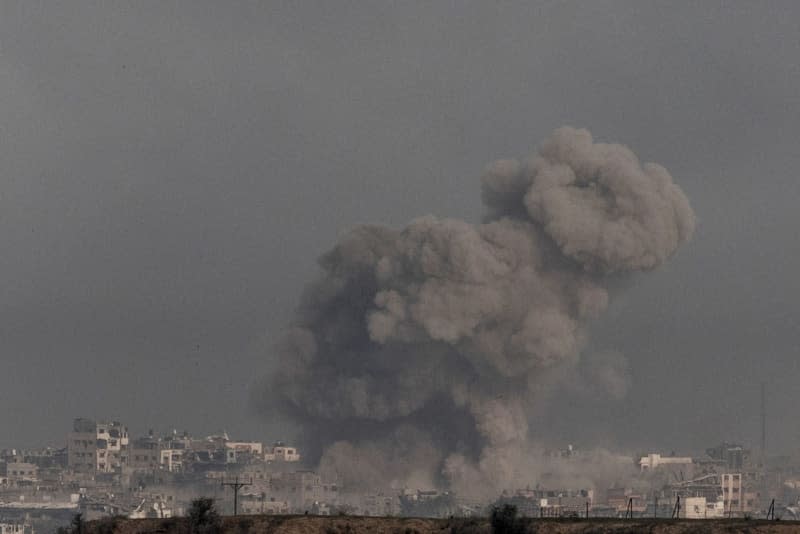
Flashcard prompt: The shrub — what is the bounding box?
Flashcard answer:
[448,521,486,534]
[490,505,525,534]
[188,497,222,534]
[70,513,85,534]
[95,516,123,534]
[236,517,253,533]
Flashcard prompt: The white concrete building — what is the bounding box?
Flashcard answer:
[226,442,263,455]
[265,443,300,463]
[683,496,725,518]
[0,523,34,534]
[721,473,755,514]
[159,449,183,472]
[639,453,693,472]
[95,421,129,472]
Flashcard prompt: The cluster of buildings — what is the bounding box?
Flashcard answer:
[6,419,800,531]
[0,418,316,532]
[64,418,301,477]
[490,442,800,520]
[622,445,765,518]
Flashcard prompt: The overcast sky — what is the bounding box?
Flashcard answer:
[0,2,798,455]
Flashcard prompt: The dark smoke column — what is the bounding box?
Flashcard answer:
[261,127,695,498]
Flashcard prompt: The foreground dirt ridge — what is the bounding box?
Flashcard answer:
[82,515,800,534]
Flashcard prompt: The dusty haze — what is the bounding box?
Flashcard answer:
[0,3,798,461]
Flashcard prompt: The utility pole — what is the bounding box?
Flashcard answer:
[221,476,253,516]
[761,382,767,466]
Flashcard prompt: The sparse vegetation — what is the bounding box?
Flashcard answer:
[324,523,355,534]
[447,518,487,534]
[72,514,800,534]
[70,513,85,534]
[490,505,525,534]
[187,497,221,534]
[235,517,253,534]
[95,515,125,534]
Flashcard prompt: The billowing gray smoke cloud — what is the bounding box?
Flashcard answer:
[264,127,694,498]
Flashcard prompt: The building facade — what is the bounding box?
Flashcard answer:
[66,418,129,473]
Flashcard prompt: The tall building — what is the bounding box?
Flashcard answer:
[128,435,162,471]
[66,418,129,473]
[721,473,760,514]
[721,473,746,514]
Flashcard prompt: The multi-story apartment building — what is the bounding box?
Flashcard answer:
[720,473,760,514]
[159,449,184,473]
[128,436,162,471]
[66,418,128,473]
[0,461,38,484]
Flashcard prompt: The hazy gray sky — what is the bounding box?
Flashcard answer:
[0,2,798,455]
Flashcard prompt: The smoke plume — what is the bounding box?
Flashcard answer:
[262,127,694,498]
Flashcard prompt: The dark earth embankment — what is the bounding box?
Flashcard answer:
[81,515,800,534]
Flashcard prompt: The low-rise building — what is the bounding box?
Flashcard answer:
[239,494,289,515]
[682,496,725,518]
[269,471,337,511]
[265,443,300,463]
[639,453,694,472]
[360,493,400,516]
[0,522,34,534]
[606,488,647,515]
[0,462,38,484]
[226,442,263,456]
